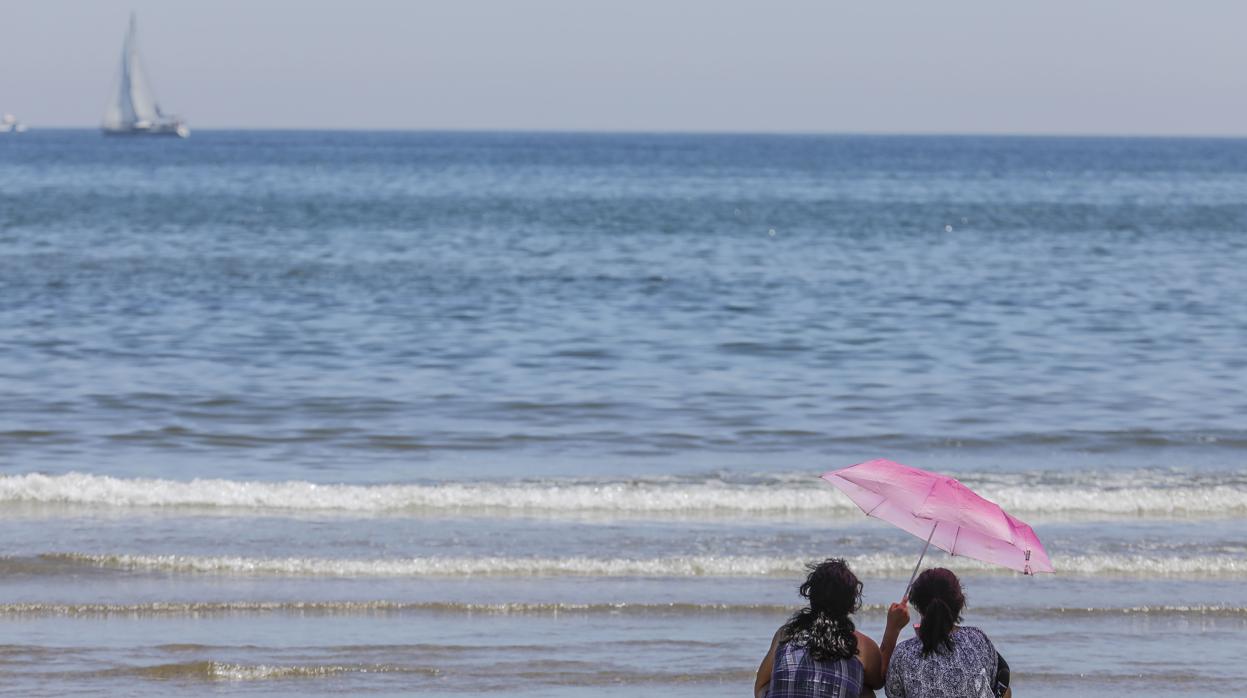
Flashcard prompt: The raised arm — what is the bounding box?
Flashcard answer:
[879,598,910,681]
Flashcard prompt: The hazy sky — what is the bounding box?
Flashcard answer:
[3,0,1246,134]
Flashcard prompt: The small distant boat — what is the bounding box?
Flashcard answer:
[1,114,27,133]
[102,14,189,138]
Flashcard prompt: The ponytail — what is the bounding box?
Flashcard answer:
[917,597,957,656]
[909,568,965,657]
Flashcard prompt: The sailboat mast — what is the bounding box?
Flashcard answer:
[125,14,142,121]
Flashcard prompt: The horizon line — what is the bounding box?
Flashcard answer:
[14,125,1247,140]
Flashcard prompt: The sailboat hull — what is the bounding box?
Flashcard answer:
[102,124,190,138]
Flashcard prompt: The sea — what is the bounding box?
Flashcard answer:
[1,130,1245,696]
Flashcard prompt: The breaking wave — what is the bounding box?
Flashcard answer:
[1,600,1244,619]
[110,660,438,681]
[107,660,753,685]
[1,471,1245,519]
[36,551,1247,579]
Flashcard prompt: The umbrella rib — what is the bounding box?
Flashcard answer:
[863,498,887,517]
[915,477,942,516]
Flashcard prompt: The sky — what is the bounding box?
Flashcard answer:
[2,0,1246,135]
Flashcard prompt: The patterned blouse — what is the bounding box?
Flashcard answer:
[884,627,998,698]
[767,641,865,698]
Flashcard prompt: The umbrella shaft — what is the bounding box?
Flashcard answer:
[905,523,938,598]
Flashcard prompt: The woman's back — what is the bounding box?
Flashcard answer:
[769,640,864,698]
[883,626,997,698]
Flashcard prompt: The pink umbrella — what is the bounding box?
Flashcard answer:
[821,458,1053,591]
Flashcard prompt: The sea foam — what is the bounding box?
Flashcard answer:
[1,471,1244,519]
[2,600,1243,619]
[42,551,1247,579]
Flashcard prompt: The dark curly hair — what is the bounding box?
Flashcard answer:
[780,558,862,661]
[908,567,966,657]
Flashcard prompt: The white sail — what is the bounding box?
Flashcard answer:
[102,59,128,131]
[128,25,160,124]
[102,14,188,137]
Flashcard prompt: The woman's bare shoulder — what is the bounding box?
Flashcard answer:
[770,625,787,646]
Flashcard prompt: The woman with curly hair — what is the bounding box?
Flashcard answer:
[755,559,885,698]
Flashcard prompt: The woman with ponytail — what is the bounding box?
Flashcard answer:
[755,559,884,698]
[882,568,1010,698]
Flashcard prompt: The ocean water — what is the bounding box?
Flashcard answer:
[1,130,1245,696]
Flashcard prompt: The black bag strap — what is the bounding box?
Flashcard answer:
[994,653,1011,698]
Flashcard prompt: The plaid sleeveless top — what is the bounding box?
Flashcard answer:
[768,641,865,698]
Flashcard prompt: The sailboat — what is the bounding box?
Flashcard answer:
[1,114,28,133]
[102,14,189,138]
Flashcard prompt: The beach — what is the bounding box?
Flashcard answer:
[1,130,1245,695]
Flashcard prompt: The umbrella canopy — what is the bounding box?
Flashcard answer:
[821,458,1053,575]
